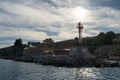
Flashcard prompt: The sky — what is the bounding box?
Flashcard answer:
[0,0,120,48]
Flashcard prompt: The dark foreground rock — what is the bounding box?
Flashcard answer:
[12,55,120,68]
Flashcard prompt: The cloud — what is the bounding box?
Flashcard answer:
[0,0,120,48]
[88,0,120,9]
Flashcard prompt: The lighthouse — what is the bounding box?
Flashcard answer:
[77,22,83,44]
[70,22,88,60]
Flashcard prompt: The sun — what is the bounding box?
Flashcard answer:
[72,7,89,22]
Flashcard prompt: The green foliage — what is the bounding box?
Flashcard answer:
[84,31,117,56]
[74,37,79,45]
[95,31,116,45]
[43,38,54,47]
[14,38,22,46]
[95,32,106,46]
[85,31,116,46]
[105,31,116,44]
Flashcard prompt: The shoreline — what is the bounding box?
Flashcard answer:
[0,55,120,68]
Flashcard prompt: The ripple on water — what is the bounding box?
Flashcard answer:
[0,59,120,80]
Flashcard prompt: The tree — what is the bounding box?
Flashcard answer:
[74,37,79,45]
[43,38,54,47]
[105,31,116,44]
[95,32,106,45]
[95,31,116,45]
[14,38,22,46]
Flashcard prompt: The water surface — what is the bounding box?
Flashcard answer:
[0,59,120,80]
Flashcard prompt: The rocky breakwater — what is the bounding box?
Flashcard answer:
[24,55,79,67]
[14,54,96,67]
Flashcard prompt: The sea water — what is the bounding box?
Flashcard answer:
[0,59,120,80]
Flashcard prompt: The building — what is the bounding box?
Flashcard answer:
[54,49,70,56]
[23,42,44,58]
[28,42,40,47]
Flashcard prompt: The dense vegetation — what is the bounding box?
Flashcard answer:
[85,31,120,46]
[14,38,22,46]
[43,38,54,48]
[0,38,26,58]
[82,31,120,54]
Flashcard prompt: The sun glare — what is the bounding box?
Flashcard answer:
[72,7,89,22]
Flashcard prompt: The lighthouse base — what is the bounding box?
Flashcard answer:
[70,45,89,64]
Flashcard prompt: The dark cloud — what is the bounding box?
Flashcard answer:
[91,26,120,33]
[52,22,62,27]
[0,37,16,41]
[0,0,120,48]
[0,7,18,17]
[89,0,120,9]
[40,0,58,7]
[35,30,58,36]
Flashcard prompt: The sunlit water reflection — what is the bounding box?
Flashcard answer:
[0,59,120,80]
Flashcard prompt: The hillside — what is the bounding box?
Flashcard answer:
[54,39,78,49]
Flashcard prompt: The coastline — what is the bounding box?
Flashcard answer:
[0,55,120,68]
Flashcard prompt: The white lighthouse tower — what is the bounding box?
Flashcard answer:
[77,22,83,44]
[70,22,88,61]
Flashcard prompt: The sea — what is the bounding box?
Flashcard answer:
[0,59,120,80]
